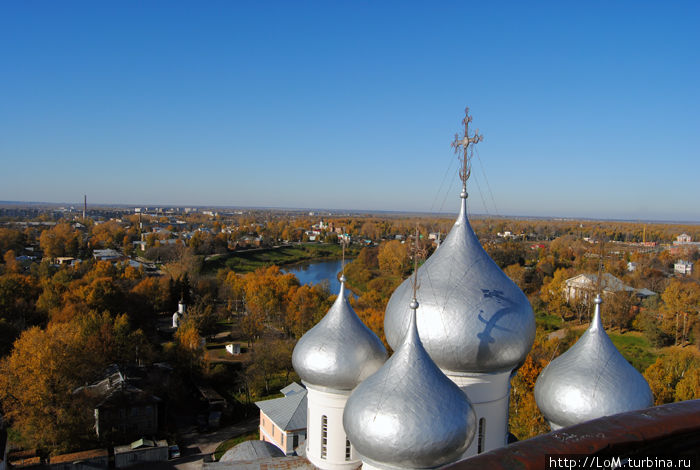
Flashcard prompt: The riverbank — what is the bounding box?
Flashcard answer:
[203,243,359,274]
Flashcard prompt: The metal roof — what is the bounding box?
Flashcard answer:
[255,388,307,431]
[292,278,386,390]
[534,295,653,429]
[384,194,535,374]
[344,301,475,469]
[280,382,305,396]
[220,441,285,462]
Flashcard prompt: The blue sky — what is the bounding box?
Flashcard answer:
[1,1,698,221]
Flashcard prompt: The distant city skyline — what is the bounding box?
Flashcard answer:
[1,2,699,222]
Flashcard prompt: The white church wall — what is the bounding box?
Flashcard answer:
[306,386,359,470]
[446,370,511,457]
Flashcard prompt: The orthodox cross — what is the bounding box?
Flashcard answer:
[341,236,347,277]
[411,225,424,299]
[451,107,483,193]
[595,237,606,296]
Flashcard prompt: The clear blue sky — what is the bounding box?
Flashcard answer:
[1,1,698,221]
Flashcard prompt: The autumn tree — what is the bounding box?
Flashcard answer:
[39,223,82,258]
[504,263,527,292]
[0,322,97,452]
[246,338,295,396]
[606,290,637,331]
[509,331,559,439]
[539,268,573,322]
[0,272,41,353]
[643,348,700,405]
[0,228,25,254]
[377,240,409,277]
[173,317,204,375]
[243,266,298,328]
[285,284,324,338]
[220,271,246,314]
[660,279,700,345]
[131,276,170,314]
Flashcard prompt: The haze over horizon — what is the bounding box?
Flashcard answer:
[1,2,699,222]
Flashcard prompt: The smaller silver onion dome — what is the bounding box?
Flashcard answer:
[343,298,476,469]
[384,194,535,374]
[534,295,654,429]
[292,277,387,391]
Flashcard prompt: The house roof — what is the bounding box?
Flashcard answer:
[220,440,285,462]
[255,387,307,431]
[565,273,656,297]
[50,449,108,464]
[280,382,305,396]
[203,456,314,470]
[73,364,161,409]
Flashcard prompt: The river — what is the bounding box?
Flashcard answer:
[283,259,355,296]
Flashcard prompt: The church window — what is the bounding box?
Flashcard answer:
[321,415,328,459]
[477,417,486,454]
[345,438,351,460]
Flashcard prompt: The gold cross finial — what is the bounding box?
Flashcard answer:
[451,107,483,193]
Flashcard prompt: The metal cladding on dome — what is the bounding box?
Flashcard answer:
[343,298,476,469]
[292,277,387,391]
[384,195,536,374]
[534,295,654,429]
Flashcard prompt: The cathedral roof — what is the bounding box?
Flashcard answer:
[292,277,387,391]
[343,297,475,469]
[534,295,654,429]
[384,194,535,374]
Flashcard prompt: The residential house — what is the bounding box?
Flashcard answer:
[93,248,122,261]
[256,383,307,455]
[74,365,162,442]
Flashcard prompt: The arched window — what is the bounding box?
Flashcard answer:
[345,438,351,461]
[321,415,328,459]
[477,417,486,454]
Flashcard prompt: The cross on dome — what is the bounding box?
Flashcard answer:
[451,107,483,195]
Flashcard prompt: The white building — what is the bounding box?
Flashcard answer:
[676,233,692,243]
[172,300,186,329]
[674,260,693,276]
[384,188,535,458]
[292,276,386,470]
[564,273,655,303]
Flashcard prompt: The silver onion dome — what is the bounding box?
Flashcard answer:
[343,298,476,469]
[534,295,654,429]
[292,276,387,391]
[384,194,535,374]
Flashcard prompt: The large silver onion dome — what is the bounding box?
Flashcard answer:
[384,194,535,374]
[292,277,387,391]
[534,295,654,429]
[343,298,475,469]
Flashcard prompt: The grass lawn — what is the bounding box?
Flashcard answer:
[213,431,260,460]
[203,243,351,274]
[535,311,563,331]
[608,331,658,372]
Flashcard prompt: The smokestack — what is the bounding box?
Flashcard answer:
[83,195,87,220]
